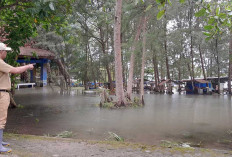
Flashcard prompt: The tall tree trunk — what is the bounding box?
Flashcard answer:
[160,63,164,79]
[215,38,220,94]
[84,43,89,90]
[55,59,71,90]
[114,0,126,106]
[89,47,97,89]
[126,17,145,100]
[47,62,52,85]
[164,18,170,80]
[178,54,182,94]
[210,58,213,77]
[140,16,147,104]
[199,45,206,80]
[188,0,195,91]
[228,32,232,94]
[152,54,158,91]
[190,36,194,81]
[164,14,172,94]
[156,60,160,83]
[100,28,113,91]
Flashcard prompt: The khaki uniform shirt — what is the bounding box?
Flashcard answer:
[0,59,14,90]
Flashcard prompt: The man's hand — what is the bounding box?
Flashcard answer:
[27,64,34,70]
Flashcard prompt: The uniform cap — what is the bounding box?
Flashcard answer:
[0,42,12,51]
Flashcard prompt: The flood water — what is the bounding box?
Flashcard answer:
[6,87,232,149]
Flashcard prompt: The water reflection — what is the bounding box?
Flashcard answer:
[6,87,232,149]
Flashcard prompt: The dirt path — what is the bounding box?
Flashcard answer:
[0,134,232,157]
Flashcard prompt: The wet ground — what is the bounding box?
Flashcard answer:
[5,87,232,150]
[2,134,232,157]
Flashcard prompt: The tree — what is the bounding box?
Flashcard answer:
[114,0,126,106]
[140,16,148,104]
[126,16,145,100]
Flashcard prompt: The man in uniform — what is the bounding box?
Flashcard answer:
[0,42,34,153]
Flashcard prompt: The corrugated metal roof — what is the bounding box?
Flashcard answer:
[182,79,209,83]
[195,79,209,83]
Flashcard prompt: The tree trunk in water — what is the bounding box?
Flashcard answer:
[84,42,89,90]
[216,38,220,94]
[9,92,17,108]
[114,0,126,106]
[164,45,170,80]
[126,16,145,100]
[140,16,147,104]
[47,62,52,85]
[55,59,71,90]
[164,17,170,80]
[106,66,113,91]
[199,45,206,80]
[228,32,232,94]
[89,51,97,89]
[156,61,160,83]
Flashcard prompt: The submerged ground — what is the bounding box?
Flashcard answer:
[5,87,232,151]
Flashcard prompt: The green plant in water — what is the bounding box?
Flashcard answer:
[17,104,24,109]
[56,131,73,138]
[108,132,124,142]
[35,118,40,123]
[102,102,115,108]
[131,97,143,107]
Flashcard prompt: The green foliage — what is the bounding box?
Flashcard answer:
[156,0,186,20]
[195,1,232,40]
[195,8,206,17]
[145,4,153,12]
[157,10,165,20]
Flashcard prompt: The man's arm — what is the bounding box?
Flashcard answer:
[10,64,34,74]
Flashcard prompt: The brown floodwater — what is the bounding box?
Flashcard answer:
[6,87,232,150]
